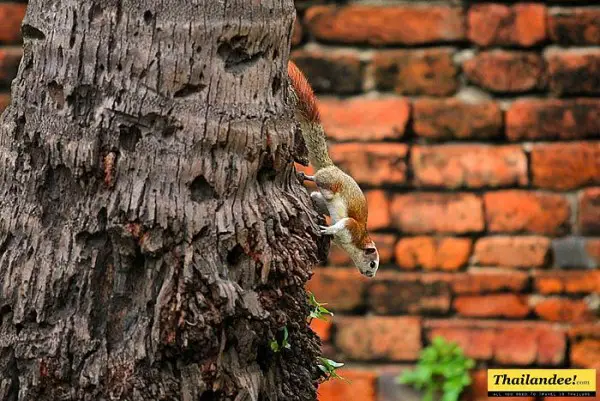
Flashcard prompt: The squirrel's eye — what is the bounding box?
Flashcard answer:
[369,261,376,268]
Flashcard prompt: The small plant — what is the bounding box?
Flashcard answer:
[307,292,334,321]
[270,326,291,353]
[317,357,349,382]
[397,336,475,401]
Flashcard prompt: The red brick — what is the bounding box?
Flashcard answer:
[474,236,550,268]
[428,328,496,361]
[411,145,527,189]
[586,239,600,266]
[304,5,465,46]
[531,143,600,190]
[373,49,458,96]
[394,236,472,271]
[412,98,502,140]
[368,272,451,314]
[335,316,421,361]
[466,370,535,401]
[390,193,484,234]
[580,188,600,235]
[306,268,367,312]
[310,318,332,342]
[0,3,26,43]
[0,47,22,85]
[0,94,10,113]
[484,191,570,235]
[547,49,600,95]
[463,51,545,93]
[531,296,595,323]
[328,234,395,266]
[291,18,303,47]
[534,270,600,295]
[549,8,600,45]
[506,99,600,141]
[451,269,529,294]
[365,190,390,231]
[569,322,600,340]
[454,294,530,318]
[425,319,566,365]
[468,3,546,47]
[317,369,376,401]
[318,97,409,141]
[290,50,363,94]
[329,143,407,186]
[571,339,600,369]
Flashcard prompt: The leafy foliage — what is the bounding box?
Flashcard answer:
[397,336,475,401]
[317,357,349,382]
[307,292,334,321]
[270,326,291,353]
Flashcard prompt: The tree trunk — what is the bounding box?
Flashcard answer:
[0,1,326,400]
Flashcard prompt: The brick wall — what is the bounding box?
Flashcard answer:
[1,1,599,400]
[291,1,600,401]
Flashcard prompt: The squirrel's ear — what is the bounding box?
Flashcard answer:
[364,247,376,255]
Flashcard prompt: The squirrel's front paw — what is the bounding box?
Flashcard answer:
[319,225,333,235]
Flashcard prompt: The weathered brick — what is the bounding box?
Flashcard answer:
[306,268,367,312]
[0,47,22,85]
[506,99,600,141]
[310,318,332,342]
[534,270,600,295]
[411,145,527,189]
[317,369,377,401]
[329,234,395,266]
[291,18,303,47]
[329,143,407,186]
[531,296,595,323]
[318,97,409,141]
[368,273,451,315]
[547,49,600,95]
[531,143,600,190]
[0,3,26,43]
[0,94,9,113]
[474,236,551,268]
[548,8,600,45]
[425,319,566,365]
[454,294,530,318]
[378,366,424,401]
[394,236,472,271]
[304,5,465,46]
[335,316,421,361]
[579,188,600,235]
[463,51,545,93]
[450,269,529,294]
[468,3,546,47]
[364,191,390,231]
[552,236,599,269]
[412,99,502,140]
[291,50,363,94]
[373,49,458,96]
[484,191,570,235]
[587,239,600,267]
[571,339,600,369]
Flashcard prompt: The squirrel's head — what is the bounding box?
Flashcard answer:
[355,241,379,278]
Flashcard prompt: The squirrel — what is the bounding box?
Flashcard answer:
[287,61,379,278]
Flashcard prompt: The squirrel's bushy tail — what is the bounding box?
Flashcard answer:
[288,61,334,171]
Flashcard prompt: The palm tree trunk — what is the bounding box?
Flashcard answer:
[0,1,324,400]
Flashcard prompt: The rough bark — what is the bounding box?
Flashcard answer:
[0,1,326,400]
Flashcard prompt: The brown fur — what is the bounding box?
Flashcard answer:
[288,61,320,124]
